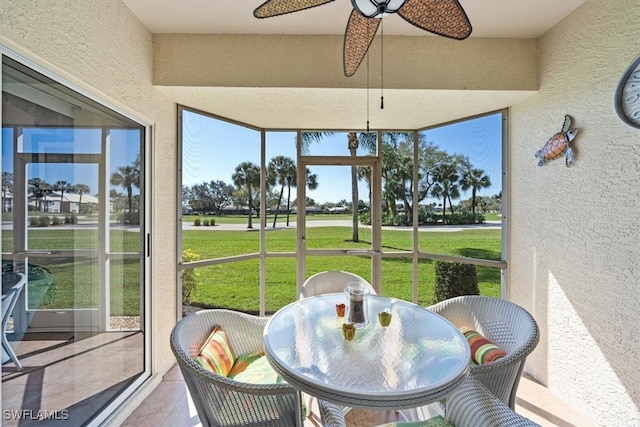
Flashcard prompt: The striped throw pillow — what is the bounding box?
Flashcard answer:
[461,327,507,364]
[194,326,236,376]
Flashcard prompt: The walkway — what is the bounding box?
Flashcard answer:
[183,219,501,232]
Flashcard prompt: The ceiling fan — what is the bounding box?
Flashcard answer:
[253,0,472,77]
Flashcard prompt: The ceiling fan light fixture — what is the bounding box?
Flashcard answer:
[351,0,407,18]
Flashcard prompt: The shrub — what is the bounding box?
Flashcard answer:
[202,219,210,226]
[181,249,201,306]
[210,218,215,226]
[29,217,39,226]
[359,212,371,225]
[193,218,201,226]
[65,215,78,224]
[52,217,61,225]
[433,261,479,303]
[122,212,140,225]
[38,215,51,227]
[418,210,439,224]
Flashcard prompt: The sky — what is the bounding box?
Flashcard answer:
[182,110,503,206]
[2,112,501,207]
[2,127,140,196]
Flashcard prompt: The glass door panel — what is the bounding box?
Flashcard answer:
[2,55,147,426]
[25,255,97,310]
[24,160,99,314]
[109,257,141,329]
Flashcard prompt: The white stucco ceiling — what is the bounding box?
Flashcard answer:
[123,0,586,38]
[123,0,586,129]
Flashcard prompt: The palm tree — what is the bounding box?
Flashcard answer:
[54,180,72,213]
[110,165,140,213]
[73,183,90,214]
[346,132,376,242]
[460,168,492,217]
[430,162,460,223]
[357,164,372,211]
[232,161,260,228]
[283,166,318,227]
[28,178,51,212]
[267,156,296,228]
[2,172,13,213]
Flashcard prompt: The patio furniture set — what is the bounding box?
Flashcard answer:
[170,270,540,427]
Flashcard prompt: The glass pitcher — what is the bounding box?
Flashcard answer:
[345,282,370,329]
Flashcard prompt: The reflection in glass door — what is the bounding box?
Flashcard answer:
[2,55,147,426]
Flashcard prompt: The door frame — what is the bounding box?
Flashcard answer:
[295,131,383,294]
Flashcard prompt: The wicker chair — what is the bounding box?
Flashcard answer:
[428,295,540,409]
[170,309,303,427]
[317,375,540,427]
[300,270,375,299]
[2,272,26,370]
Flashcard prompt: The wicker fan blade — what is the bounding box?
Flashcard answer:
[343,10,380,77]
[254,0,335,18]
[397,0,472,40]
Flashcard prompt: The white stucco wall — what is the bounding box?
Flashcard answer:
[0,0,178,385]
[509,0,640,425]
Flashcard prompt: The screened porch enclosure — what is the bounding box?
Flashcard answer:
[178,107,506,315]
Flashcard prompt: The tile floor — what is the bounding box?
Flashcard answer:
[123,365,599,427]
[2,331,144,427]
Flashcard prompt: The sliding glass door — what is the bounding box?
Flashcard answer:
[2,55,149,426]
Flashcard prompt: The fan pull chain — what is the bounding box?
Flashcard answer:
[380,16,384,110]
[367,49,370,131]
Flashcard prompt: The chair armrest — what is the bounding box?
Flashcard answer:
[445,375,540,427]
[317,399,347,427]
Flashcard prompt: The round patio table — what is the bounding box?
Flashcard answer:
[263,294,470,410]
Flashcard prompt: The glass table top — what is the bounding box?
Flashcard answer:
[264,294,470,409]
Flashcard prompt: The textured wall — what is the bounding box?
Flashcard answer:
[0,0,178,375]
[509,0,640,425]
[154,33,538,91]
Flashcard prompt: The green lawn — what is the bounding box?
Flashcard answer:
[2,228,141,316]
[3,221,501,316]
[184,226,502,313]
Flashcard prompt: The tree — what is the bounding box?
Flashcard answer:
[73,184,91,213]
[369,133,444,223]
[2,172,13,212]
[460,168,492,216]
[267,156,296,228]
[417,142,451,207]
[232,161,260,228]
[110,165,140,213]
[430,160,460,223]
[357,164,372,210]
[110,189,126,212]
[188,180,234,214]
[380,137,413,218]
[53,180,72,213]
[285,167,319,226]
[28,178,52,212]
[346,132,376,242]
[208,180,234,214]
